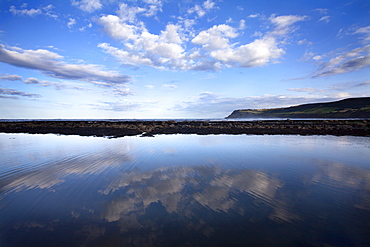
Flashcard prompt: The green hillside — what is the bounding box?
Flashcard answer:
[226,97,370,119]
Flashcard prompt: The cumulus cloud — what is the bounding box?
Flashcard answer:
[71,0,102,13]
[191,15,307,69]
[97,18,186,69]
[0,44,131,86]
[208,36,283,68]
[97,15,140,41]
[97,11,307,71]
[0,88,41,99]
[192,24,238,50]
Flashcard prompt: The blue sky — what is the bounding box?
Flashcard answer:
[0,0,369,119]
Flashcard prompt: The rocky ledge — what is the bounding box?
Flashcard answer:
[0,120,369,137]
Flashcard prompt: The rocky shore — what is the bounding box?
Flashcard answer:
[0,120,369,137]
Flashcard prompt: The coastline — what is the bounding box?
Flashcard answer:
[0,120,369,137]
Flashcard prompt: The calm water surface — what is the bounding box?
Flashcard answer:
[0,133,369,246]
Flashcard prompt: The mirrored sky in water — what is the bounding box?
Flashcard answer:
[0,133,369,246]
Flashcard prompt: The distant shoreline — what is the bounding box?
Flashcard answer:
[1,120,369,137]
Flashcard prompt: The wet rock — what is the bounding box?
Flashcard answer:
[0,120,369,138]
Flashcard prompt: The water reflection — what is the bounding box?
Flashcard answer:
[0,133,369,246]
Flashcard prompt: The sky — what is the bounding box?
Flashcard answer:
[0,0,369,119]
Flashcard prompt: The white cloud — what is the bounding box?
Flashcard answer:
[68,18,76,28]
[188,4,206,18]
[9,4,57,18]
[203,0,215,10]
[162,84,177,89]
[192,24,238,50]
[97,15,141,41]
[304,23,370,78]
[287,87,317,92]
[239,19,246,30]
[315,54,370,77]
[318,16,330,23]
[226,17,233,23]
[248,14,259,18]
[142,0,163,17]
[313,8,328,14]
[297,39,313,46]
[116,1,162,22]
[162,24,183,44]
[354,25,370,42]
[97,12,307,71]
[210,37,283,68]
[24,77,39,84]
[91,101,141,112]
[72,0,102,13]
[269,15,308,36]
[188,0,216,18]
[111,87,134,96]
[0,44,131,85]
[117,3,145,23]
[98,42,153,68]
[9,5,42,16]
[97,18,186,69]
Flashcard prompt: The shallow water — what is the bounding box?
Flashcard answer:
[0,133,369,246]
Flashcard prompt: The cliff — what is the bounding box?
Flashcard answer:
[226,97,370,119]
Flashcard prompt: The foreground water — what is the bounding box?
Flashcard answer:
[0,133,369,246]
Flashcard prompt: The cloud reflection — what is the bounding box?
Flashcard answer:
[100,165,288,226]
[312,161,370,210]
[1,151,133,193]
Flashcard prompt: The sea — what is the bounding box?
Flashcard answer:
[0,126,369,246]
